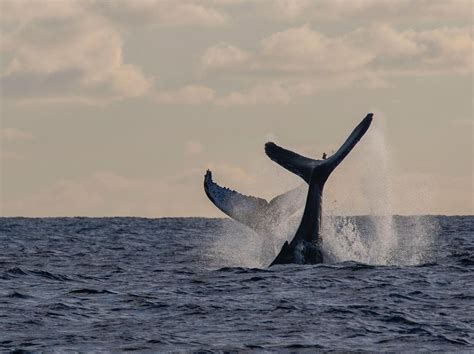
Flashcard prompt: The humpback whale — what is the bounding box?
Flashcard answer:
[266,113,373,265]
[204,113,373,266]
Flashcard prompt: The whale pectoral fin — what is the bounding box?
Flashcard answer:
[269,241,294,266]
[204,170,268,230]
[265,142,321,184]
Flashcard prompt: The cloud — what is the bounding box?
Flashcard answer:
[88,0,228,27]
[153,82,309,106]
[1,1,151,104]
[1,128,33,141]
[151,81,299,106]
[257,26,373,73]
[197,23,472,104]
[348,25,473,74]
[205,24,472,76]
[215,82,292,106]
[201,42,250,69]
[260,0,471,25]
[154,85,215,104]
[3,1,470,107]
[0,1,233,105]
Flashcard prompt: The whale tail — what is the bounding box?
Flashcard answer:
[266,113,374,266]
[265,113,373,185]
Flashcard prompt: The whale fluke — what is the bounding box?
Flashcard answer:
[267,113,374,266]
[265,113,374,187]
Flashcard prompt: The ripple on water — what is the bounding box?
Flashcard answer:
[0,216,472,351]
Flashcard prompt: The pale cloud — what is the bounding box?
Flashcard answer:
[1,128,33,141]
[88,0,228,27]
[348,25,473,74]
[0,0,231,105]
[154,85,215,104]
[260,0,471,25]
[265,0,311,21]
[213,24,473,75]
[154,83,299,106]
[1,0,151,104]
[198,24,472,104]
[257,26,373,73]
[201,43,250,69]
[215,82,292,106]
[2,1,470,107]
[0,1,81,28]
[208,0,253,4]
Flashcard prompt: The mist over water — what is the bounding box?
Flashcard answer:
[209,123,437,268]
[324,125,437,266]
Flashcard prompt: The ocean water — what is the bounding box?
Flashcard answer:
[0,216,473,351]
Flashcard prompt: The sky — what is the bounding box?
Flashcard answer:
[0,0,472,217]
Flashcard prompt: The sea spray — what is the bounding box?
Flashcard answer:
[206,219,263,268]
[206,117,436,267]
[206,208,306,268]
[323,121,436,265]
[302,122,400,265]
[360,126,398,264]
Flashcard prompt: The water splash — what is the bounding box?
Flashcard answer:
[206,220,264,268]
[207,119,436,267]
[359,125,398,264]
[206,211,305,268]
[323,123,436,265]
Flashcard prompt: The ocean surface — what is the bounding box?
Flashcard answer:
[0,216,472,351]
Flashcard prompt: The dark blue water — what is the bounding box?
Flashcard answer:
[0,216,472,351]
